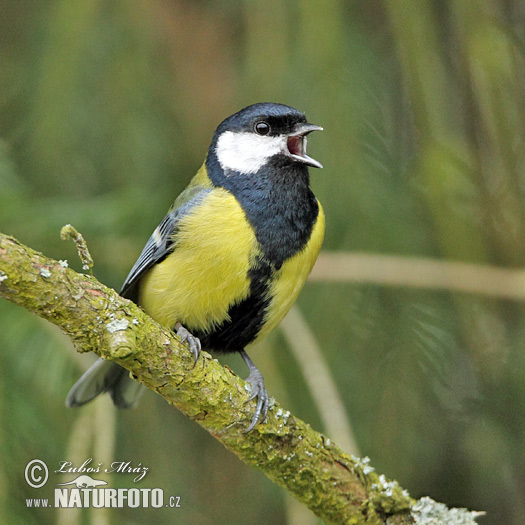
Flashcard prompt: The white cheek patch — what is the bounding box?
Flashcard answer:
[215,131,286,174]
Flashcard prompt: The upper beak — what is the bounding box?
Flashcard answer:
[286,123,323,169]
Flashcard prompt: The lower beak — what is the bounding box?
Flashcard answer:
[286,123,323,169]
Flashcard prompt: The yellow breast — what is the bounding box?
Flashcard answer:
[139,191,324,346]
[138,188,258,332]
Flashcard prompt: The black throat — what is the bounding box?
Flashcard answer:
[206,154,319,270]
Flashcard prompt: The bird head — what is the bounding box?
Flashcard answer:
[211,103,323,175]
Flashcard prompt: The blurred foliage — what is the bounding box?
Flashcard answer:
[1,0,525,523]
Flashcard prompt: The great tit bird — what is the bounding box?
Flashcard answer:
[66,102,324,431]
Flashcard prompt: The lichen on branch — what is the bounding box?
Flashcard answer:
[0,231,483,524]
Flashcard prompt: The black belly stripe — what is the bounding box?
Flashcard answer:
[189,154,320,352]
[189,256,273,352]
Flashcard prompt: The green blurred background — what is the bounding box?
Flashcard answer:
[1,0,524,523]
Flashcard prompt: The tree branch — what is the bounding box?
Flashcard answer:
[311,252,525,300]
[0,232,483,524]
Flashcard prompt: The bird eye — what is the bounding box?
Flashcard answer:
[254,121,270,135]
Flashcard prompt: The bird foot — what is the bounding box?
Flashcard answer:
[241,351,269,432]
[175,322,201,364]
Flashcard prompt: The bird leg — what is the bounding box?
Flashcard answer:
[175,322,201,364]
[240,350,269,432]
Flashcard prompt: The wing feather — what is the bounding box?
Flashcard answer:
[120,188,212,301]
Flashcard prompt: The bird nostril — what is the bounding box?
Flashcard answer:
[287,135,303,157]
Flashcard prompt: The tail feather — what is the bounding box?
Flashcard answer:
[66,358,144,409]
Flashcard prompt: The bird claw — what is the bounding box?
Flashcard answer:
[175,322,201,365]
[244,374,269,433]
[241,351,269,433]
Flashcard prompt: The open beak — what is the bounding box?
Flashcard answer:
[286,123,323,169]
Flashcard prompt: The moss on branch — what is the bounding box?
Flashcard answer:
[0,231,484,524]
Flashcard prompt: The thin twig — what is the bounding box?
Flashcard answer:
[281,306,360,456]
[310,252,525,300]
[60,224,94,274]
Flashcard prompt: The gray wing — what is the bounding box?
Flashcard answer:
[119,188,211,302]
[66,187,211,411]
